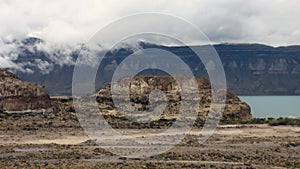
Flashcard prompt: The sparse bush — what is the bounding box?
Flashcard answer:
[269,117,300,126]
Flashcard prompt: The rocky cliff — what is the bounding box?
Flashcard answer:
[97,76,252,123]
[0,69,51,112]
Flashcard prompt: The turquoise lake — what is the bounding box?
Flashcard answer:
[239,96,300,118]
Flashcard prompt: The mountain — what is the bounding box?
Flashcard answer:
[1,37,79,95]
[2,38,300,95]
[0,69,51,112]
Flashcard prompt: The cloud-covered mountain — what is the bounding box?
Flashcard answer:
[1,37,300,95]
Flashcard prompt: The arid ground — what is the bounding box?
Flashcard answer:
[0,108,299,169]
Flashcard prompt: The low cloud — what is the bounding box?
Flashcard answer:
[35,42,79,67]
[0,57,18,68]
[34,59,54,74]
[0,38,80,74]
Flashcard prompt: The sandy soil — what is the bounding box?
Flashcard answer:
[2,124,298,145]
[0,110,299,168]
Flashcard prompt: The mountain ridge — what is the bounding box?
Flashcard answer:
[1,37,300,95]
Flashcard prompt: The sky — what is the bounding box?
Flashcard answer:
[0,0,300,46]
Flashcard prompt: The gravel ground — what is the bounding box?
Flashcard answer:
[0,106,299,168]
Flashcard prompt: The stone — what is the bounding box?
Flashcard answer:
[0,69,52,112]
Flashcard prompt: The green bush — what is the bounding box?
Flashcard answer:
[269,117,300,126]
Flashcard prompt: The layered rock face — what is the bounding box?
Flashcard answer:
[0,69,51,112]
[97,76,252,123]
[5,38,300,95]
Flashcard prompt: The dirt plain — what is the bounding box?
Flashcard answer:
[0,100,300,169]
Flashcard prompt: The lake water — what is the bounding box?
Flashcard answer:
[239,96,300,118]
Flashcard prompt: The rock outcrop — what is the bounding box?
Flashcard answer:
[0,69,51,112]
[96,76,252,123]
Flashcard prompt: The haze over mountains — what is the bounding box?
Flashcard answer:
[1,37,300,95]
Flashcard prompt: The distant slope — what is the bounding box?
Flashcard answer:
[2,38,300,95]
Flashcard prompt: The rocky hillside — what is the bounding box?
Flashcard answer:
[0,69,51,112]
[96,76,252,123]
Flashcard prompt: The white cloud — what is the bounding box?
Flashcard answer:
[0,37,79,73]
[35,42,78,66]
[0,38,20,69]
[0,56,18,68]
[34,59,54,74]
[0,0,299,46]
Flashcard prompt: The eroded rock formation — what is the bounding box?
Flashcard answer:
[97,76,252,123]
[0,69,51,112]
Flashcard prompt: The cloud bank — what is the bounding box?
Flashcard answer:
[0,0,299,46]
